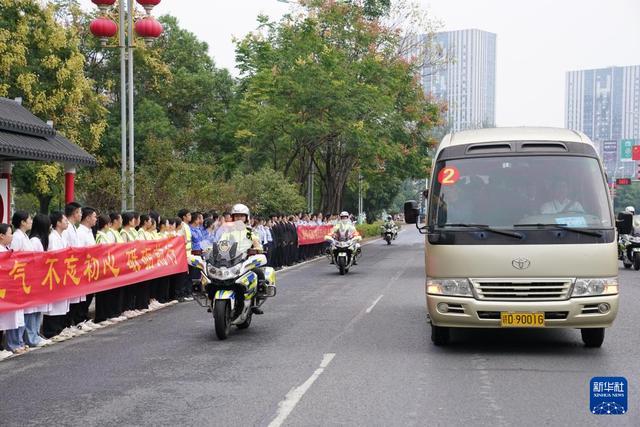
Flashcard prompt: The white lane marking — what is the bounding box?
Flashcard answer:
[268,353,336,427]
[366,295,384,313]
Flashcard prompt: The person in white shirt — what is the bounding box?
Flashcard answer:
[540,181,584,215]
[62,202,85,327]
[75,207,98,329]
[0,223,25,358]
[77,208,97,247]
[43,211,73,341]
[62,202,81,248]
[5,211,35,353]
[24,214,54,347]
[264,219,274,266]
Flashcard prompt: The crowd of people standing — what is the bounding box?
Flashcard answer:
[0,205,349,361]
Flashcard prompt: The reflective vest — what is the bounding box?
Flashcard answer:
[120,227,138,242]
[217,227,262,251]
[96,230,110,244]
[136,229,150,241]
[110,228,125,243]
[330,222,361,240]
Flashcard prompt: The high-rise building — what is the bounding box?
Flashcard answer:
[565,65,640,177]
[419,29,497,132]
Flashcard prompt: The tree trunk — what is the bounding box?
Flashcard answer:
[38,194,52,214]
[321,165,348,213]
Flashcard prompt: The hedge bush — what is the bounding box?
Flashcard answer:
[356,221,385,238]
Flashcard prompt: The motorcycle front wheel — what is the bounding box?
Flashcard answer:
[236,310,253,330]
[338,258,346,275]
[213,300,231,340]
[634,253,640,271]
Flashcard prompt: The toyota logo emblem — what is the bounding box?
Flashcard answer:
[512,258,531,270]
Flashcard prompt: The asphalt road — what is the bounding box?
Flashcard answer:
[1,229,638,426]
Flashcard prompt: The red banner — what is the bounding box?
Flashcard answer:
[297,225,334,245]
[0,237,187,314]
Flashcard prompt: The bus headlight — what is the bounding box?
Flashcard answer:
[427,278,473,297]
[571,278,618,297]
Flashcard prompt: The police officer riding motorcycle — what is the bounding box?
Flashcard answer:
[618,206,640,270]
[325,211,362,275]
[381,215,398,245]
[193,204,277,340]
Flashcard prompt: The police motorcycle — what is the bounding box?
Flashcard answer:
[380,221,398,245]
[192,221,277,340]
[616,210,640,270]
[327,229,359,275]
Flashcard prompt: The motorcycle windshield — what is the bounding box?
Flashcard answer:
[208,221,253,268]
[336,229,354,242]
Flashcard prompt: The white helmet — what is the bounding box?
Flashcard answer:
[339,211,349,218]
[625,206,635,214]
[231,203,250,222]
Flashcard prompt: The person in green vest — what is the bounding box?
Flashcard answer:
[95,214,117,324]
[120,212,141,317]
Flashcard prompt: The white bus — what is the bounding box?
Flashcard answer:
[405,127,619,347]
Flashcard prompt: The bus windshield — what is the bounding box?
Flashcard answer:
[429,155,612,229]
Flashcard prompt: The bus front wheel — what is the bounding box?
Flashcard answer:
[431,324,450,346]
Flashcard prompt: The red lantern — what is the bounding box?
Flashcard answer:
[91,0,116,13]
[135,17,163,44]
[136,0,161,14]
[90,17,118,46]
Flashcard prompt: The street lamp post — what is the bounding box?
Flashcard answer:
[119,1,127,211]
[358,172,363,224]
[90,0,163,211]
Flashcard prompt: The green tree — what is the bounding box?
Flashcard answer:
[63,8,236,210]
[234,168,306,217]
[0,0,107,212]
[614,183,640,213]
[233,0,443,213]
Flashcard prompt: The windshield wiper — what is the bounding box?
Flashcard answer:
[441,223,523,239]
[513,223,603,237]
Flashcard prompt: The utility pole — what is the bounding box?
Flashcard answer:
[127,0,135,210]
[90,0,163,212]
[119,0,127,211]
[358,172,363,224]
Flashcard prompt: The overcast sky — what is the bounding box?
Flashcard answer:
[78,0,640,128]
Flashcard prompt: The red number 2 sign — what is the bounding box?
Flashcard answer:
[437,166,460,186]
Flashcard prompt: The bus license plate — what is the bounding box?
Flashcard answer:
[500,312,545,327]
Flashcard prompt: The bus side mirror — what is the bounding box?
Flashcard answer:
[616,212,633,235]
[404,200,419,224]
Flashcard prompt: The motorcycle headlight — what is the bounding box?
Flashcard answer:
[206,263,216,277]
[230,264,243,276]
[208,263,244,280]
[571,277,618,297]
[427,278,473,297]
